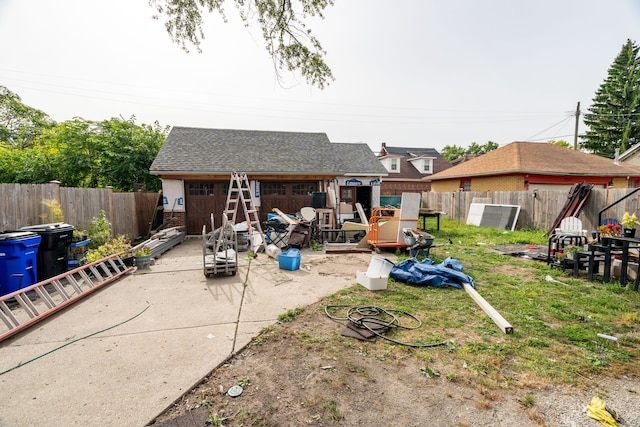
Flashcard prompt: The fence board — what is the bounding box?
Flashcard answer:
[422,187,640,233]
[4,183,640,237]
[0,183,155,238]
[0,183,59,230]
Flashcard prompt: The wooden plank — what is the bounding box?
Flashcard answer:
[272,208,298,225]
[463,283,514,334]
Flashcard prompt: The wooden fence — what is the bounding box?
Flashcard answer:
[422,187,640,233]
[3,183,640,238]
[0,183,161,238]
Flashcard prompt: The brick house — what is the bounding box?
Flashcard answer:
[377,143,452,194]
[427,141,640,192]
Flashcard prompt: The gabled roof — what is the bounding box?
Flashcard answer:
[332,143,388,176]
[150,127,384,176]
[619,143,640,161]
[428,141,640,180]
[380,146,441,158]
[378,144,451,180]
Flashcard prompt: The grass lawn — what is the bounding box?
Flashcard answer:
[321,218,640,388]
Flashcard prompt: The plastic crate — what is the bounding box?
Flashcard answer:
[278,248,301,271]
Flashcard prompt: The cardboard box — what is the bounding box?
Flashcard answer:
[356,256,394,290]
[339,202,354,213]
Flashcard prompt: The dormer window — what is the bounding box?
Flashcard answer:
[390,158,399,172]
[423,160,431,173]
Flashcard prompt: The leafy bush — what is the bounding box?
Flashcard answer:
[85,235,131,263]
[41,199,64,223]
[87,210,112,249]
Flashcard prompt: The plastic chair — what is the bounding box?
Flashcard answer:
[554,216,586,237]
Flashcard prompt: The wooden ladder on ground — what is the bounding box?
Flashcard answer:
[0,254,133,343]
[222,172,266,254]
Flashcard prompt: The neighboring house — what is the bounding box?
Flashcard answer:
[618,144,640,166]
[427,141,640,192]
[149,127,387,233]
[377,143,452,194]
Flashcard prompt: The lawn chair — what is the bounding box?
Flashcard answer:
[548,216,588,265]
[263,216,293,249]
[554,216,587,237]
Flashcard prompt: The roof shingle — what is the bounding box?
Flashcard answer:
[429,141,640,180]
[150,127,386,176]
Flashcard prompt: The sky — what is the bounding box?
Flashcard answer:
[1,0,640,154]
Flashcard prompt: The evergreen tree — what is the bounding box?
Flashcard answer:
[581,39,640,157]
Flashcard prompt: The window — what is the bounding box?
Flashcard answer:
[188,183,214,196]
[390,158,398,171]
[292,183,313,195]
[461,180,471,192]
[423,160,432,173]
[262,183,286,196]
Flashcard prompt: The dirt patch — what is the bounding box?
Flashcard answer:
[150,305,640,427]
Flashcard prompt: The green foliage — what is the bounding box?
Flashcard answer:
[441,141,498,161]
[0,109,168,191]
[325,217,640,384]
[41,199,65,223]
[0,85,56,149]
[148,0,335,89]
[582,39,640,156]
[87,210,113,249]
[278,306,305,322]
[549,139,570,148]
[440,144,466,162]
[85,235,132,263]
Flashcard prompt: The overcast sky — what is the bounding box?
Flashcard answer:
[1,0,639,153]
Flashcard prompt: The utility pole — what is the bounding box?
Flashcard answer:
[573,101,580,150]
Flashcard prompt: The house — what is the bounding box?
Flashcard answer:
[426,141,640,192]
[377,143,452,195]
[149,127,388,234]
[618,144,640,166]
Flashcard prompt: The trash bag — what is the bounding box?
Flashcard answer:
[389,256,474,289]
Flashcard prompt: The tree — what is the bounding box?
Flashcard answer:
[467,141,498,155]
[0,86,56,149]
[2,114,168,191]
[441,141,498,161]
[148,0,335,89]
[96,117,168,192]
[581,39,640,157]
[440,145,466,162]
[549,139,570,148]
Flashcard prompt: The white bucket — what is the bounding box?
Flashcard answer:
[266,244,281,259]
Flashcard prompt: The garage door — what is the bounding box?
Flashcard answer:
[259,181,318,223]
[184,181,228,234]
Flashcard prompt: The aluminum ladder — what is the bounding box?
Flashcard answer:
[0,253,133,343]
[222,172,266,254]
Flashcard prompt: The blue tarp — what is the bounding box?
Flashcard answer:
[389,256,474,289]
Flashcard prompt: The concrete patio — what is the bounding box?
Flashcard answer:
[0,238,376,427]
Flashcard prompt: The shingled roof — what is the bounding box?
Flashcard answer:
[150,127,384,176]
[381,146,442,158]
[428,141,640,180]
[378,144,451,180]
[332,142,388,175]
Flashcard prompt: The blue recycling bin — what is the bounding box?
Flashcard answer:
[0,231,42,297]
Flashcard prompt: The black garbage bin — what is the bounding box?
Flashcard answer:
[20,222,74,281]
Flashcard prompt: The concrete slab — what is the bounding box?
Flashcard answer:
[0,238,380,427]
